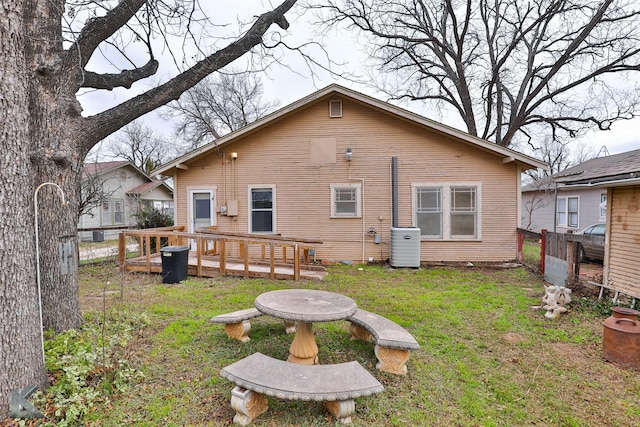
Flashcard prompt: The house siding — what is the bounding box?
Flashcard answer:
[522,187,607,233]
[606,185,640,297]
[174,96,522,263]
[79,164,173,241]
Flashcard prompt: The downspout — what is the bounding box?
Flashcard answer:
[392,157,398,228]
[349,162,366,264]
[553,181,558,232]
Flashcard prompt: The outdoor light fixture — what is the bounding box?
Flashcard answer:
[345,147,353,161]
[230,152,238,159]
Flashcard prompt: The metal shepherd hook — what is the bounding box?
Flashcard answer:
[34,182,69,364]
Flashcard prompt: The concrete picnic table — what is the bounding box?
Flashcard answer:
[254,289,357,365]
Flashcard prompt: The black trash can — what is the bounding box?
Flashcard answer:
[160,246,189,283]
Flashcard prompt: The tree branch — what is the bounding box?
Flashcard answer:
[65,0,147,74]
[81,59,159,90]
[79,0,297,152]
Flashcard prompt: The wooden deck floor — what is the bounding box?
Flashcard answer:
[124,251,328,281]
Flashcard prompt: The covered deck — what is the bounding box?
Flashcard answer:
[118,226,327,281]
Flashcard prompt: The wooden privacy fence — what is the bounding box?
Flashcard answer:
[517,228,605,288]
[118,226,325,280]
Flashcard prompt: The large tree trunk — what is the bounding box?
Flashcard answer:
[0,0,48,417]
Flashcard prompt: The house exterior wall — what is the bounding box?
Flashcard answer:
[173,96,524,263]
[79,165,172,241]
[522,187,607,233]
[605,185,640,297]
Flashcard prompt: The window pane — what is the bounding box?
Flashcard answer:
[451,213,475,236]
[252,189,272,210]
[416,188,442,236]
[252,211,272,232]
[567,197,578,227]
[417,212,441,236]
[450,188,476,237]
[568,213,578,227]
[557,212,566,225]
[251,188,273,232]
[600,194,607,218]
[417,188,441,212]
[102,201,111,225]
[195,199,210,219]
[568,197,578,212]
[451,187,475,212]
[557,198,566,211]
[556,198,566,225]
[335,188,357,215]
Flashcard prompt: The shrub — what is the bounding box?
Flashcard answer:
[133,207,174,229]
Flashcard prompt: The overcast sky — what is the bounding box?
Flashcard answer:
[81,1,639,159]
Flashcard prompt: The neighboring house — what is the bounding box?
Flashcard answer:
[522,150,640,233]
[79,161,174,241]
[153,85,546,264]
[554,149,640,299]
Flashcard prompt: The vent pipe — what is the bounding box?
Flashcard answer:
[392,156,398,228]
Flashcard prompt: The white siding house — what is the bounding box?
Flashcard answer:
[79,161,174,241]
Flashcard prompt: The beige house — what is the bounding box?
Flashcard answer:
[154,85,546,264]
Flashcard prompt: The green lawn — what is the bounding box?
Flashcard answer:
[24,263,640,426]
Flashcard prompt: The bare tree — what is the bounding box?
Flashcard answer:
[521,136,597,182]
[316,0,640,148]
[162,71,280,149]
[522,178,554,230]
[78,168,114,219]
[106,121,174,174]
[0,0,300,416]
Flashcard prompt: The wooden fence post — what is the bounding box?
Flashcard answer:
[118,233,126,271]
[517,231,524,262]
[541,229,547,275]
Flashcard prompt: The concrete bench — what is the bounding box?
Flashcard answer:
[211,308,297,342]
[211,308,264,342]
[220,352,384,425]
[347,308,420,375]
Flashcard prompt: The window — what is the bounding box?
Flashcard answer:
[557,196,579,228]
[113,200,124,224]
[450,187,476,237]
[249,186,275,233]
[413,183,480,239]
[101,199,125,226]
[599,193,607,220]
[415,188,442,237]
[330,184,361,217]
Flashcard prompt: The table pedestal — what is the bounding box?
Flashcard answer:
[287,322,319,365]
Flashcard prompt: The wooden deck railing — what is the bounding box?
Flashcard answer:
[118,227,323,280]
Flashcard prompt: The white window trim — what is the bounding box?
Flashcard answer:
[248,185,276,234]
[412,182,482,241]
[557,195,580,228]
[330,183,362,218]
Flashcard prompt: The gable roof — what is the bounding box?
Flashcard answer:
[554,148,640,188]
[83,161,173,194]
[127,180,173,196]
[83,160,130,178]
[153,84,548,175]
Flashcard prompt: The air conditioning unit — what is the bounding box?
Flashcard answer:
[389,227,421,268]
